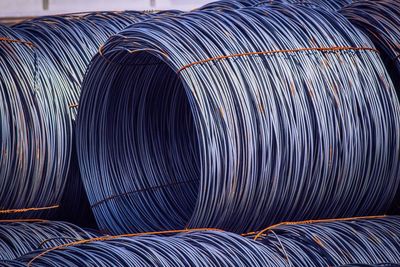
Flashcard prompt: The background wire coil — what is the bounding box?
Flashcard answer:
[0,11,155,222]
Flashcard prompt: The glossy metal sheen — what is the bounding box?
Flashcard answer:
[0,11,150,221]
[77,2,400,234]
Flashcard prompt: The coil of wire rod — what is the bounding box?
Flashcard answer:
[200,0,351,11]
[341,0,400,214]
[17,230,288,267]
[0,220,98,260]
[0,26,49,217]
[0,11,161,222]
[76,1,400,234]
[341,0,400,109]
[251,216,400,266]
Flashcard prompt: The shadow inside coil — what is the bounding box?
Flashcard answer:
[91,50,202,232]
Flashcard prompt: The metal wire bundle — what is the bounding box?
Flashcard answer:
[341,0,400,116]
[15,230,288,267]
[0,220,98,261]
[0,11,157,221]
[0,26,49,217]
[76,1,400,235]
[200,0,351,11]
[252,216,400,266]
[341,0,400,215]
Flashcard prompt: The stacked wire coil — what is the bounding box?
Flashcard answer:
[341,0,400,108]
[12,230,289,266]
[76,2,400,234]
[2,216,398,267]
[0,11,155,221]
[0,220,97,260]
[251,216,400,266]
[201,0,351,11]
[341,0,400,214]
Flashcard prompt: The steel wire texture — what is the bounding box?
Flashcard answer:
[77,2,400,235]
[252,216,400,266]
[341,0,400,115]
[0,220,98,261]
[200,0,351,11]
[0,11,155,221]
[17,230,288,267]
[341,0,400,215]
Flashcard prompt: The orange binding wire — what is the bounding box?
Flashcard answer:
[28,227,222,266]
[252,215,386,241]
[69,103,79,108]
[177,46,379,73]
[0,205,59,214]
[0,37,34,47]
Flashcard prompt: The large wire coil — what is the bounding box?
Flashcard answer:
[341,0,400,112]
[252,216,400,266]
[5,216,400,267]
[0,220,98,261]
[0,11,155,221]
[76,2,400,234]
[341,0,400,214]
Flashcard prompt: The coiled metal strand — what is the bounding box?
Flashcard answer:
[252,216,400,266]
[77,2,400,234]
[341,0,400,116]
[0,11,155,222]
[4,216,400,267]
[0,221,98,261]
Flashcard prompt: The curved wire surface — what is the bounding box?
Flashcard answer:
[252,216,400,266]
[18,231,288,267]
[341,0,400,214]
[341,0,400,92]
[199,0,351,11]
[0,221,98,260]
[77,2,400,234]
[0,11,155,221]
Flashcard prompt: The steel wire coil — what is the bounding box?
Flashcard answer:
[0,11,158,222]
[77,2,400,234]
[341,0,400,92]
[17,230,288,267]
[0,220,98,261]
[10,216,400,267]
[200,0,351,11]
[252,216,400,266]
[341,0,400,214]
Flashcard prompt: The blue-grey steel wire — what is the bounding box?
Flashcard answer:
[0,11,156,222]
[0,221,98,261]
[341,0,400,214]
[199,0,351,11]
[17,230,288,267]
[76,2,400,234]
[252,216,400,266]
[4,217,400,267]
[341,0,400,92]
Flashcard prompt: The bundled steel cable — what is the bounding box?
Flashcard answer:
[0,11,159,221]
[77,2,400,234]
[251,216,400,266]
[17,230,288,267]
[0,220,98,260]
